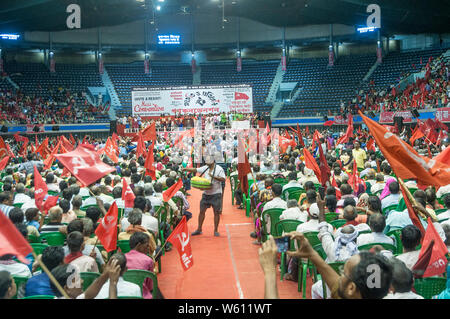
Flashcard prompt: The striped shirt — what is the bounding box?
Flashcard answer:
[0,204,14,218]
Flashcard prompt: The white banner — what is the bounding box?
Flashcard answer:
[132,84,253,117]
[231,120,250,130]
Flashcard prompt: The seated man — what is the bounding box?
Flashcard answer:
[437,194,450,222]
[384,258,423,299]
[40,206,65,234]
[0,271,17,299]
[13,183,31,205]
[336,184,357,209]
[95,252,142,299]
[25,246,64,297]
[64,231,99,273]
[381,181,401,212]
[280,199,308,223]
[262,184,287,212]
[369,173,386,194]
[340,205,371,233]
[396,225,422,270]
[118,209,156,256]
[357,213,394,247]
[125,232,155,299]
[282,171,303,193]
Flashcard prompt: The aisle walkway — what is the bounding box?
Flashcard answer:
[157,180,310,299]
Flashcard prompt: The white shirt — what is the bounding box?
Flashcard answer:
[384,291,424,299]
[14,193,32,204]
[280,207,308,223]
[95,277,142,299]
[381,193,401,210]
[47,184,60,193]
[436,184,450,199]
[121,213,159,235]
[82,197,97,207]
[318,221,354,263]
[396,250,421,270]
[282,181,303,193]
[98,194,114,205]
[0,261,32,278]
[296,219,333,233]
[263,197,287,212]
[196,165,226,195]
[357,232,395,247]
[370,183,386,194]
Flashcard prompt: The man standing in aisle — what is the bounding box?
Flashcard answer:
[182,154,226,237]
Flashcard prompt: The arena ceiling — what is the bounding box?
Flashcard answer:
[0,0,449,35]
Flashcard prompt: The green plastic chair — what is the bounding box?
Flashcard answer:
[13,202,24,208]
[123,269,160,299]
[80,204,98,212]
[414,277,447,299]
[118,240,131,253]
[30,243,49,256]
[358,242,397,253]
[40,232,66,246]
[325,212,339,223]
[282,187,304,201]
[330,219,347,229]
[435,208,447,215]
[80,272,101,291]
[22,295,55,299]
[296,232,321,296]
[12,276,29,299]
[386,229,403,255]
[261,208,285,242]
[274,178,288,186]
[28,234,41,243]
[47,190,59,196]
[274,219,303,281]
[229,174,238,205]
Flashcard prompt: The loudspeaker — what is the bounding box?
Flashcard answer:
[110,120,117,135]
[52,125,60,131]
[33,125,40,133]
[394,116,404,132]
[1,126,8,133]
[411,109,420,118]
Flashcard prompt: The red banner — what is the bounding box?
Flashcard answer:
[333,116,348,125]
[435,107,450,122]
[379,111,413,124]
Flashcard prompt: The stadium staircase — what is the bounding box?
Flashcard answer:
[100,70,119,120]
[265,62,285,104]
[5,76,19,90]
[270,101,284,118]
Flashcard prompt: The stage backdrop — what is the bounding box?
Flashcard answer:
[131,84,253,117]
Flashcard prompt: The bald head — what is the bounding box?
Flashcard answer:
[368,213,386,233]
[341,225,356,235]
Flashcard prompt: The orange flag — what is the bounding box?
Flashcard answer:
[95,202,119,252]
[163,178,183,202]
[104,137,119,163]
[360,111,450,187]
[0,156,9,171]
[410,128,425,145]
[0,211,33,264]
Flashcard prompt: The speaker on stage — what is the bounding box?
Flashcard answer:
[33,125,40,133]
[1,126,8,133]
[110,120,117,135]
[411,109,420,118]
[323,115,328,122]
[52,125,60,131]
[394,116,404,132]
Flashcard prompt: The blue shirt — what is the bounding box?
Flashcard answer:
[28,220,40,231]
[25,272,55,297]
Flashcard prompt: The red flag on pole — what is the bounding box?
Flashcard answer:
[167,216,194,271]
[69,134,76,146]
[144,142,156,180]
[336,114,353,145]
[54,145,116,187]
[42,196,59,215]
[104,137,119,163]
[412,218,448,278]
[95,202,119,252]
[332,175,341,200]
[399,180,426,236]
[122,178,136,208]
[141,122,156,142]
[34,166,48,212]
[0,211,33,264]
[163,179,183,202]
[303,148,321,182]
[318,142,331,187]
[360,111,450,187]
[0,156,9,171]
[295,123,305,147]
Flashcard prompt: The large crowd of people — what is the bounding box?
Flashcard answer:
[0,110,449,300]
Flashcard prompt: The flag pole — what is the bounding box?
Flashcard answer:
[31,251,70,299]
[398,177,437,222]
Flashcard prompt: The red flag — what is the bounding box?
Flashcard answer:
[95,201,119,253]
[34,166,48,212]
[0,156,9,171]
[410,128,425,145]
[0,210,33,264]
[336,114,353,145]
[360,111,450,187]
[141,122,156,142]
[42,196,59,215]
[433,146,450,166]
[163,179,183,202]
[413,218,448,278]
[69,133,76,145]
[6,143,15,159]
[279,136,296,154]
[238,137,252,197]
[60,135,74,152]
[332,175,341,199]
[303,148,321,182]
[55,145,116,187]
[167,216,194,271]
[318,142,331,187]
[135,132,146,159]
[144,142,156,180]
[324,120,335,126]
[122,178,136,208]
[44,140,61,170]
[284,128,291,140]
[296,123,304,147]
[366,138,376,152]
[427,144,432,158]
[348,160,365,192]
[104,137,119,163]
[14,133,29,144]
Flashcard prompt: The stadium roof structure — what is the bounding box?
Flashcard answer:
[0,0,449,35]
